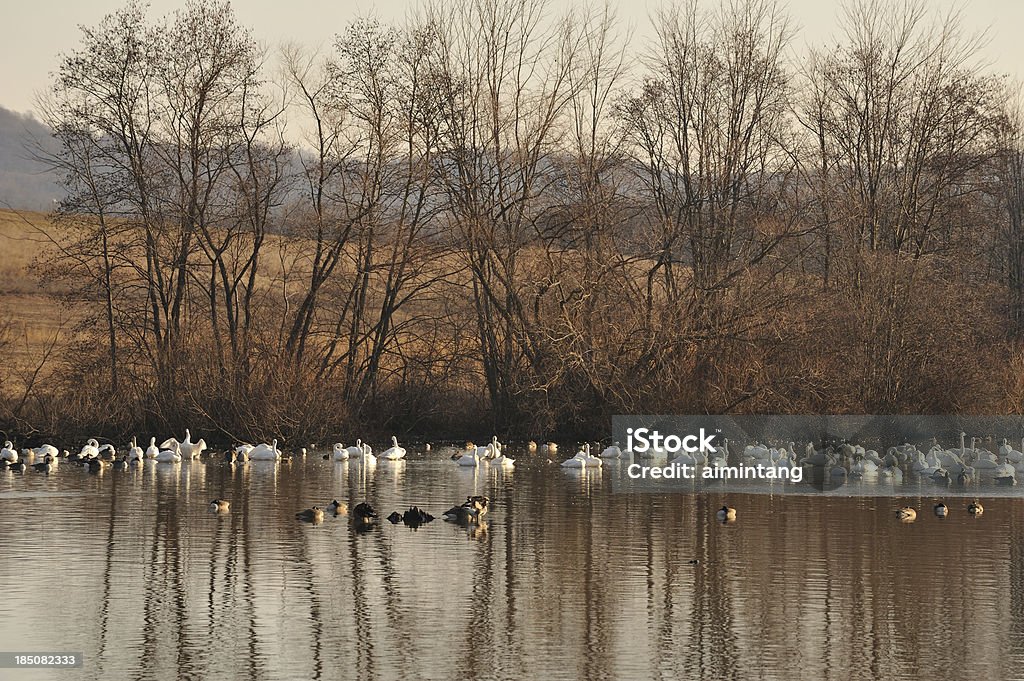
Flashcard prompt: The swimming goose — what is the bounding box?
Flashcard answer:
[578,444,602,468]
[112,456,129,471]
[332,443,350,461]
[23,444,58,460]
[896,507,917,521]
[967,501,984,516]
[442,496,489,523]
[717,506,737,522]
[155,443,182,463]
[342,439,365,459]
[79,439,100,459]
[31,454,55,473]
[934,502,948,517]
[600,442,623,458]
[491,441,515,467]
[9,460,27,473]
[528,441,538,453]
[543,442,558,455]
[455,447,481,467]
[402,506,434,526]
[296,506,324,523]
[380,436,406,461]
[248,440,280,461]
[209,499,230,512]
[327,499,348,516]
[560,449,588,468]
[352,502,377,524]
[127,437,144,462]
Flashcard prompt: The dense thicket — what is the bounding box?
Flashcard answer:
[3,0,1024,443]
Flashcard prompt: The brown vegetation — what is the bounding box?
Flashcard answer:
[2,0,1024,444]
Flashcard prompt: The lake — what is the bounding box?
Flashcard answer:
[2,445,1024,680]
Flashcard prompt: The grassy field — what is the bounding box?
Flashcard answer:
[0,209,80,394]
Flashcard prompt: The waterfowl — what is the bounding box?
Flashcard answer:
[31,454,55,473]
[332,443,350,461]
[528,441,538,453]
[97,443,117,460]
[127,437,144,462]
[442,495,490,523]
[209,499,230,513]
[934,502,948,517]
[112,456,129,471]
[995,472,1017,486]
[493,451,516,468]
[9,460,27,473]
[233,443,254,457]
[600,442,623,458]
[0,459,8,470]
[85,457,104,473]
[1,441,19,462]
[387,511,403,523]
[957,469,973,486]
[145,437,159,459]
[967,501,984,516]
[543,442,558,455]
[896,507,917,521]
[24,444,58,460]
[327,499,348,516]
[359,443,376,466]
[223,450,237,463]
[402,506,434,526]
[79,439,100,459]
[177,429,207,460]
[248,439,280,461]
[455,448,481,467]
[560,451,587,468]
[380,436,406,461]
[717,506,737,522]
[296,506,324,523]
[155,443,182,463]
[352,502,377,524]
[930,468,951,486]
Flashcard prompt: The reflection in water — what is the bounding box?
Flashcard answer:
[1,448,1024,679]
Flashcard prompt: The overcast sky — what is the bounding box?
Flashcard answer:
[1,0,1022,116]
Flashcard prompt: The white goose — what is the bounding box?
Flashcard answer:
[332,442,350,461]
[360,442,377,466]
[1,441,18,462]
[343,439,365,459]
[127,437,144,462]
[79,439,100,459]
[155,442,182,463]
[23,444,58,460]
[380,436,406,461]
[455,447,481,467]
[145,437,160,459]
[492,441,515,467]
[179,429,207,460]
[248,440,281,461]
[560,450,588,468]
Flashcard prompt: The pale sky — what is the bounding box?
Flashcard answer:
[1,0,1022,117]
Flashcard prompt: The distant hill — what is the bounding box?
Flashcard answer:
[0,107,62,211]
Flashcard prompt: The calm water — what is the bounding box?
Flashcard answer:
[2,447,1024,680]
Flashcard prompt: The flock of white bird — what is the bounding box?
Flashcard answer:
[3,429,1023,490]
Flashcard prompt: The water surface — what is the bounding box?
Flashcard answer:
[2,448,1023,680]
